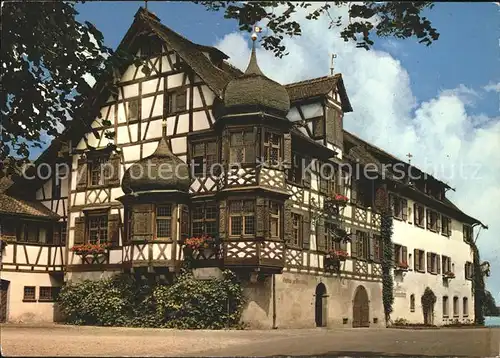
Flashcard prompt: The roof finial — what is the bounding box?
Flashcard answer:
[244,26,264,76]
[330,53,337,76]
[162,118,168,138]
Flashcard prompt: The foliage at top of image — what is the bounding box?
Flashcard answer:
[1,1,438,174]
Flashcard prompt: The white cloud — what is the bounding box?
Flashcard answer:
[484,82,500,93]
[215,5,500,300]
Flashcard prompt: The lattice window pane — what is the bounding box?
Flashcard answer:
[244,131,255,143]
[193,222,204,236]
[39,287,52,301]
[243,200,254,213]
[230,217,242,235]
[193,143,205,156]
[271,217,279,238]
[157,205,172,217]
[244,216,255,235]
[192,206,204,220]
[231,133,243,146]
[244,145,255,163]
[156,218,171,238]
[206,205,217,219]
[24,286,36,301]
[230,201,242,213]
[206,141,216,154]
[205,222,217,237]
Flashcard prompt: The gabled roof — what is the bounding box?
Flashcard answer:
[284,75,353,112]
[0,177,59,220]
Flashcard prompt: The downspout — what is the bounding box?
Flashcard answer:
[272,274,277,329]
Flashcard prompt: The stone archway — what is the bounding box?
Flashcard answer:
[315,283,327,327]
[352,285,370,327]
[0,279,10,323]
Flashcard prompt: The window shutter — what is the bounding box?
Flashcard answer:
[316,220,326,252]
[350,232,358,258]
[414,249,418,271]
[402,200,408,221]
[302,212,310,250]
[256,198,266,238]
[351,179,358,203]
[426,252,432,273]
[436,214,441,233]
[369,233,375,261]
[283,132,292,169]
[426,210,432,229]
[413,203,418,224]
[447,218,452,236]
[132,204,153,241]
[52,224,61,245]
[284,200,293,245]
[219,200,227,239]
[437,255,441,274]
[402,246,408,264]
[74,217,85,245]
[76,158,87,191]
[107,214,120,247]
[107,154,121,186]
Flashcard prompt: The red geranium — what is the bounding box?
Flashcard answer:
[70,243,110,255]
[185,235,213,250]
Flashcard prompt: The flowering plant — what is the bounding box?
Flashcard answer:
[70,243,110,255]
[328,249,349,260]
[184,235,214,250]
[396,261,409,269]
[443,271,455,278]
[333,194,349,202]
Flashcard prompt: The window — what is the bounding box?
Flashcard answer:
[288,152,303,184]
[23,286,36,301]
[427,252,440,274]
[269,202,281,238]
[18,222,48,244]
[465,261,473,280]
[394,244,408,266]
[414,204,425,227]
[414,249,425,272]
[426,209,441,232]
[410,294,415,312]
[87,215,108,244]
[192,202,217,238]
[229,129,255,164]
[390,194,408,221]
[90,156,110,187]
[441,216,451,237]
[263,132,281,166]
[52,175,61,200]
[127,99,139,121]
[53,221,67,245]
[354,230,369,260]
[229,200,255,236]
[291,213,303,247]
[156,205,172,239]
[373,234,383,262]
[443,296,449,317]
[320,164,337,195]
[453,296,459,317]
[463,297,469,317]
[463,225,473,243]
[442,255,451,274]
[39,287,57,302]
[166,89,187,114]
[192,140,217,176]
[351,177,372,207]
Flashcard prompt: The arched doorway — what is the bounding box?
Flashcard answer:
[315,283,327,327]
[0,279,10,323]
[352,285,369,327]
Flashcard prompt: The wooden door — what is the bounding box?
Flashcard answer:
[0,280,9,323]
[315,283,327,327]
[352,285,370,327]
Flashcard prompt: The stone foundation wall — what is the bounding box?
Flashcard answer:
[241,271,385,329]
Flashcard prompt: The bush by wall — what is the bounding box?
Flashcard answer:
[57,269,244,329]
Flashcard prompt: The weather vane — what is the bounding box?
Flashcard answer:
[406,152,413,164]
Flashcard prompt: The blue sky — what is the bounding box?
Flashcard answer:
[70,2,500,299]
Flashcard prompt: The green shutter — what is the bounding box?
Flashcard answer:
[74,217,85,245]
[316,220,326,252]
[302,212,311,250]
[76,158,87,191]
[350,231,358,258]
[107,213,120,246]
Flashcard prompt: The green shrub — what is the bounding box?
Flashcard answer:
[57,270,244,329]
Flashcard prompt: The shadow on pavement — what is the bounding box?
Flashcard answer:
[264,352,476,357]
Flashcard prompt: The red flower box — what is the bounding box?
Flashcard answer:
[70,243,110,256]
[328,249,349,261]
[184,235,214,250]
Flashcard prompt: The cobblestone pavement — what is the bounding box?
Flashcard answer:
[1,324,499,357]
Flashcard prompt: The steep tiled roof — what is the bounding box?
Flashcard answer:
[0,177,59,219]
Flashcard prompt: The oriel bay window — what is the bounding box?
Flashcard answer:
[229,200,255,237]
[192,140,217,176]
[192,202,217,237]
[229,129,255,164]
[156,205,172,240]
[263,132,281,166]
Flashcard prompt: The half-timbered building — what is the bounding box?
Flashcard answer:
[0,7,485,328]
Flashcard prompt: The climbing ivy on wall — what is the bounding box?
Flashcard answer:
[375,186,394,325]
[470,241,485,325]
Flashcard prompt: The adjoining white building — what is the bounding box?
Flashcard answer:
[0,7,486,328]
